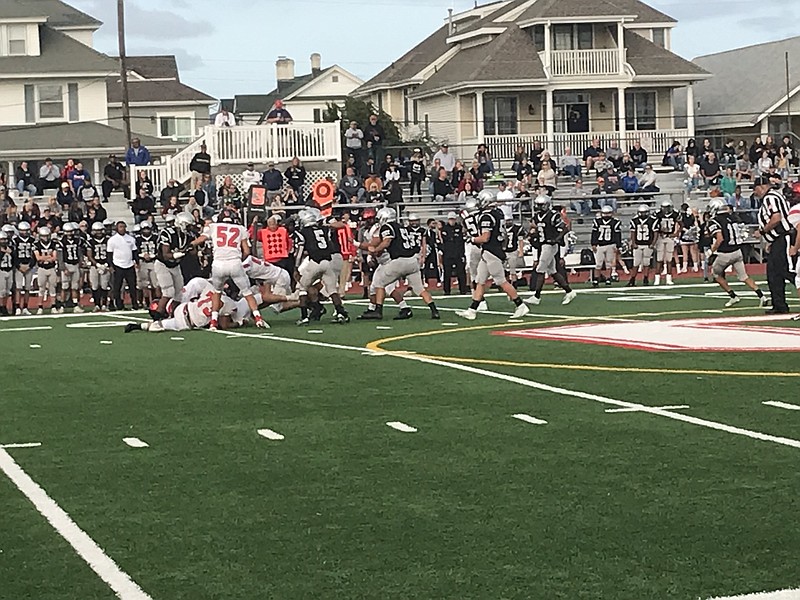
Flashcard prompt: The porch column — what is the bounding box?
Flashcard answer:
[617,86,627,146]
[7,162,13,188]
[543,23,551,71]
[93,157,101,186]
[475,91,485,144]
[545,88,554,151]
[686,83,696,138]
[761,117,769,136]
[617,21,625,75]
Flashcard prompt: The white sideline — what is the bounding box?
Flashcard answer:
[0,326,53,333]
[708,588,800,599]
[220,331,800,451]
[0,447,153,600]
[763,401,800,411]
[0,442,42,449]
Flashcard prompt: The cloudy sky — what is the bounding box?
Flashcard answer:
[69,0,798,101]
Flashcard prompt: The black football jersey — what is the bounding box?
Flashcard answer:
[157,227,188,268]
[407,225,424,252]
[591,217,622,247]
[300,225,333,263]
[707,213,744,253]
[88,236,109,265]
[0,245,13,271]
[59,236,84,265]
[655,210,680,236]
[463,214,480,239]
[532,210,567,245]
[424,228,439,256]
[13,236,36,268]
[477,208,505,259]
[380,222,417,260]
[325,219,342,255]
[137,233,158,263]
[503,223,522,253]
[630,216,656,245]
[34,240,58,268]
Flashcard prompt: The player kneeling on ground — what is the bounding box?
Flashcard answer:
[360,207,440,321]
[706,198,766,308]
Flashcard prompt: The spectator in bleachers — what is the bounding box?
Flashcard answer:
[606,140,623,170]
[457,179,479,203]
[700,138,715,161]
[432,167,455,201]
[433,144,456,174]
[569,179,591,216]
[67,196,85,223]
[592,152,613,175]
[684,154,702,193]
[131,187,155,224]
[728,185,747,211]
[591,176,607,211]
[496,180,514,203]
[214,107,236,128]
[189,143,212,191]
[70,162,91,194]
[102,155,128,202]
[20,198,40,226]
[37,158,60,196]
[529,141,544,171]
[639,164,660,194]
[46,196,61,218]
[735,140,748,160]
[126,138,151,167]
[361,156,379,179]
[40,206,62,231]
[135,170,153,197]
[218,176,241,208]
[241,162,261,193]
[2,201,18,226]
[662,140,684,171]
[764,135,777,160]
[378,154,395,180]
[515,182,531,199]
[384,162,401,185]
[559,147,581,179]
[261,161,284,201]
[776,146,791,179]
[385,178,404,206]
[514,156,533,186]
[345,121,364,168]
[365,181,384,204]
[537,160,557,195]
[629,140,648,168]
[339,166,364,203]
[266,100,293,124]
[619,152,635,174]
[720,139,737,168]
[701,152,721,188]
[685,138,699,160]
[200,173,218,215]
[468,160,484,184]
[735,153,752,181]
[781,135,797,167]
[720,167,737,204]
[284,157,306,198]
[748,136,764,165]
[621,168,640,194]
[183,192,202,216]
[60,159,76,187]
[15,162,37,196]
[474,144,494,177]
[457,171,482,195]
[756,150,772,175]
[364,114,385,162]
[162,196,181,218]
[512,145,527,172]
[408,153,425,198]
[78,177,99,204]
[56,181,74,210]
[582,138,603,172]
[159,179,186,207]
[450,160,466,189]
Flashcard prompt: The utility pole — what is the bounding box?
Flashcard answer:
[786,52,793,136]
[117,0,132,147]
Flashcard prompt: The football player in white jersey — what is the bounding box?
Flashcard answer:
[242,255,300,314]
[192,213,266,330]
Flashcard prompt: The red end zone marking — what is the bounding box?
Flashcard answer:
[495,315,800,352]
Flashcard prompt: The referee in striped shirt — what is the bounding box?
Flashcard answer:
[757,172,794,313]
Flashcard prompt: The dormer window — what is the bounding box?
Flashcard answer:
[553,24,594,51]
[652,28,665,48]
[7,25,27,55]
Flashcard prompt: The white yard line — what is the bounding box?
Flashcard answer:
[606,405,690,414]
[386,421,418,433]
[0,442,42,449]
[512,414,547,425]
[257,428,285,441]
[222,330,800,451]
[0,326,53,333]
[708,588,800,599]
[122,438,149,448]
[763,401,800,411]
[0,311,148,322]
[0,447,153,600]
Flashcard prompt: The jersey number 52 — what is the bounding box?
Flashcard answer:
[215,225,241,249]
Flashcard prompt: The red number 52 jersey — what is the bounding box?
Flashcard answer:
[205,223,247,262]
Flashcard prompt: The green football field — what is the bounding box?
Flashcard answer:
[2,281,800,600]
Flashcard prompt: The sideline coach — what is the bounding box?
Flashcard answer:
[107,221,140,310]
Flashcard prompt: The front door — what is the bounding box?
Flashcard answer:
[566,103,589,133]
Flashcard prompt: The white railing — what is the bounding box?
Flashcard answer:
[129,122,342,198]
[484,129,691,164]
[544,49,621,77]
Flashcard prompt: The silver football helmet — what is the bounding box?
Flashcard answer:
[91,221,105,236]
[38,226,51,241]
[18,221,31,234]
[708,198,727,217]
[139,221,152,231]
[407,212,420,224]
[165,213,176,225]
[476,189,496,209]
[175,213,194,232]
[298,209,319,227]
[377,207,397,225]
[1,224,16,236]
[601,205,614,217]
[638,204,650,216]
[533,195,550,213]
[0,231,8,242]
[660,200,673,210]
[62,222,77,234]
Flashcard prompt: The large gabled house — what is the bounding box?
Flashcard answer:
[228,54,363,125]
[0,0,213,184]
[356,0,709,162]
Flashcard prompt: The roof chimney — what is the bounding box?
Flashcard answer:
[310,53,322,76]
[276,56,295,82]
[448,8,454,36]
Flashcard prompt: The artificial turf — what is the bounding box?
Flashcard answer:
[1,282,799,600]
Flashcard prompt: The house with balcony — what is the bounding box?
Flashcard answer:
[356,0,709,163]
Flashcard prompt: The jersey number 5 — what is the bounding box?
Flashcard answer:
[215,225,241,249]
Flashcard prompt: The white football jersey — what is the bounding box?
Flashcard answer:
[242,256,284,285]
[788,204,800,228]
[187,289,237,329]
[368,223,390,265]
[180,277,214,302]
[205,222,247,262]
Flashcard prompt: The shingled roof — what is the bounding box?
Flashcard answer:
[0,25,117,75]
[0,0,101,27]
[624,31,708,78]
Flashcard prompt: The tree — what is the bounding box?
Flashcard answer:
[323,97,401,148]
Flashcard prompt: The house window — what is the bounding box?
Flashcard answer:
[159,115,194,142]
[483,95,518,136]
[38,85,64,119]
[532,25,545,52]
[313,108,322,123]
[625,91,657,131]
[652,28,666,48]
[7,25,26,55]
[412,99,419,125]
[552,24,594,51]
[332,75,339,83]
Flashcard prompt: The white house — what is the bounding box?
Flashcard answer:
[229,54,363,125]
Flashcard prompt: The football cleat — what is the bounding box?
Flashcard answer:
[455,308,477,320]
[296,317,310,326]
[511,303,530,319]
[124,323,141,333]
[666,275,674,285]
[358,310,383,321]
[759,295,769,308]
[477,300,489,312]
[653,275,661,286]
[524,295,541,305]
[626,279,636,287]
[332,313,350,324]
[393,307,413,320]
[15,308,21,316]
[209,319,218,331]
[73,306,83,313]
[36,308,43,315]
[562,290,578,305]
[642,276,650,286]
[430,308,441,320]
[725,296,741,308]
[22,308,31,316]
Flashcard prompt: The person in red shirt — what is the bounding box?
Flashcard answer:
[337,213,357,295]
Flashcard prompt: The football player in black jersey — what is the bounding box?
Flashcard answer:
[155,213,192,316]
[87,222,111,312]
[136,221,160,308]
[590,205,622,287]
[13,222,36,315]
[422,218,442,287]
[58,222,86,313]
[461,198,488,311]
[360,207,440,320]
[653,200,681,286]
[503,216,524,284]
[0,230,13,315]
[627,205,656,286]
[456,191,529,320]
[524,196,577,306]
[34,226,59,314]
[706,199,766,307]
